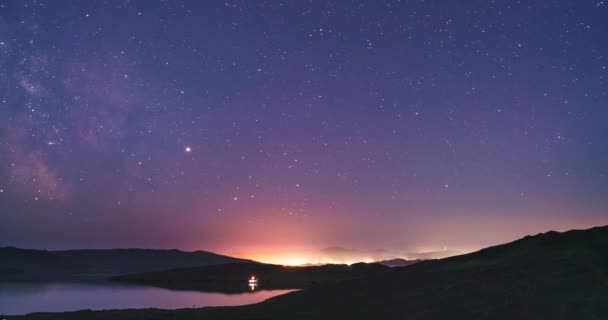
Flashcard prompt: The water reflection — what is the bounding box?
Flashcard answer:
[0,281,293,315]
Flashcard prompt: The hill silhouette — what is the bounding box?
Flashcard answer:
[376,258,422,267]
[111,262,389,293]
[11,225,608,319]
[0,247,252,280]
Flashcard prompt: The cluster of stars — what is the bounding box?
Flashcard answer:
[0,0,606,251]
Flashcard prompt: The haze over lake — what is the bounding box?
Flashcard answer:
[0,281,292,315]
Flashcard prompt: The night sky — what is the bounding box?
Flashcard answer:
[1,1,607,264]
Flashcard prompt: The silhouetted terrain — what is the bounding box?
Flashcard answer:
[0,247,252,280]
[111,262,389,293]
[320,246,461,261]
[11,226,608,319]
[376,258,422,267]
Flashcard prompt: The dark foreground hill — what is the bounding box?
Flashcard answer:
[111,262,389,293]
[0,247,253,280]
[11,225,608,319]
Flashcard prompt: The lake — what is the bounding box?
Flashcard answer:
[0,281,293,315]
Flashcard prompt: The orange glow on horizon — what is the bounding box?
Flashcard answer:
[201,213,608,266]
[230,250,451,266]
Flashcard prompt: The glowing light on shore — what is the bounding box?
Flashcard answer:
[248,276,258,291]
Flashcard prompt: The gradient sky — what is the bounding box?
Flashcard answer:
[1,1,607,264]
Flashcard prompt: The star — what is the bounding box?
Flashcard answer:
[0,0,605,272]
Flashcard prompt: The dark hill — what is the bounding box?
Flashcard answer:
[0,247,253,280]
[11,225,608,319]
[230,225,608,320]
[376,258,422,267]
[111,262,389,293]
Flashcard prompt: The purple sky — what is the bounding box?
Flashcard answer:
[1,1,607,263]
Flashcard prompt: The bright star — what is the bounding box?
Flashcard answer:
[185,147,192,153]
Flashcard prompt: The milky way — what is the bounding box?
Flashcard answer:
[1,1,607,263]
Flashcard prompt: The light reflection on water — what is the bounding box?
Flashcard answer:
[0,281,293,315]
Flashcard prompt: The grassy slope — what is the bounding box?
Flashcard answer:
[12,226,608,320]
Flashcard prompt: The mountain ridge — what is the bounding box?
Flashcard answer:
[10,225,608,319]
[0,247,254,280]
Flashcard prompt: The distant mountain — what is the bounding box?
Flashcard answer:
[408,249,462,260]
[14,225,608,319]
[0,247,253,280]
[11,226,608,320]
[376,258,421,267]
[225,225,607,319]
[320,246,462,262]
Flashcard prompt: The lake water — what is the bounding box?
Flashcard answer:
[0,281,293,315]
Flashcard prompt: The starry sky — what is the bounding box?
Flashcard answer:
[1,1,607,264]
